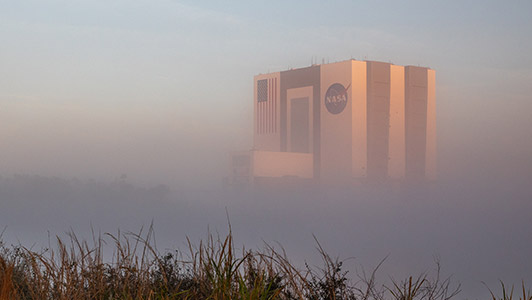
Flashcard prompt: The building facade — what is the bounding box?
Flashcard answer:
[230,59,436,186]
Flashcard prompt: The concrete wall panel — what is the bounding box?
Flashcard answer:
[252,150,313,179]
[405,66,428,180]
[351,60,368,179]
[366,61,391,180]
[389,65,405,178]
[426,69,437,181]
[287,86,314,153]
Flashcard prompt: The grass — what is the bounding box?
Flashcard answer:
[0,226,526,300]
[485,281,532,300]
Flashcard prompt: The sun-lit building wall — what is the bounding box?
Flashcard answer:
[388,65,406,179]
[366,61,391,181]
[252,150,313,179]
[405,66,429,181]
[320,61,354,185]
[426,69,437,181]
[350,60,368,179]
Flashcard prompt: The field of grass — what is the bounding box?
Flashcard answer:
[0,226,529,300]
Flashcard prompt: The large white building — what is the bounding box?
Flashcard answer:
[230,59,436,186]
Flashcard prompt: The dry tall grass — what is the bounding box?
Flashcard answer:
[0,226,524,300]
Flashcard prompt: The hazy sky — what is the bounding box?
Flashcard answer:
[1,2,532,299]
[1,0,531,186]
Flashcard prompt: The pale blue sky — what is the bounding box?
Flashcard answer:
[1,0,531,185]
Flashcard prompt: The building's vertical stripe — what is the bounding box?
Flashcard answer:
[263,93,266,134]
[426,69,437,181]
[270,78,273,133]
[404,66,428,180]
[365,61,390,180]
[267,78,270,134]
[273,78,275,133]
[258,93,261,134]
[270,78,275,133]
[276,77,279,133]
[260,90,263,134]
[267,78,270,133]
[313,68,320,179]
[266,79,269,133]
[259,93,263,134]
[388,65,406,178]
[274,78,276,133]
[265,79,268,134]
[260,89,265,134]
[274,78,277,133]
[351,60,367,178]
[257,84,260,134]
[268,78,270,133]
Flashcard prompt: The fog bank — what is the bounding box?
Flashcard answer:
[1,175,531,300]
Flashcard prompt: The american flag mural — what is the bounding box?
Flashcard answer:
[256,77,277,134]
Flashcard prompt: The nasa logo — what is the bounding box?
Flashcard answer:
[325,83,350,114]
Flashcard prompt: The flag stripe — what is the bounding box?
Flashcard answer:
[269,78,273,133]
[274,78,277,132]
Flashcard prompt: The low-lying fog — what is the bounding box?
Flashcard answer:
[1,172,531,300]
